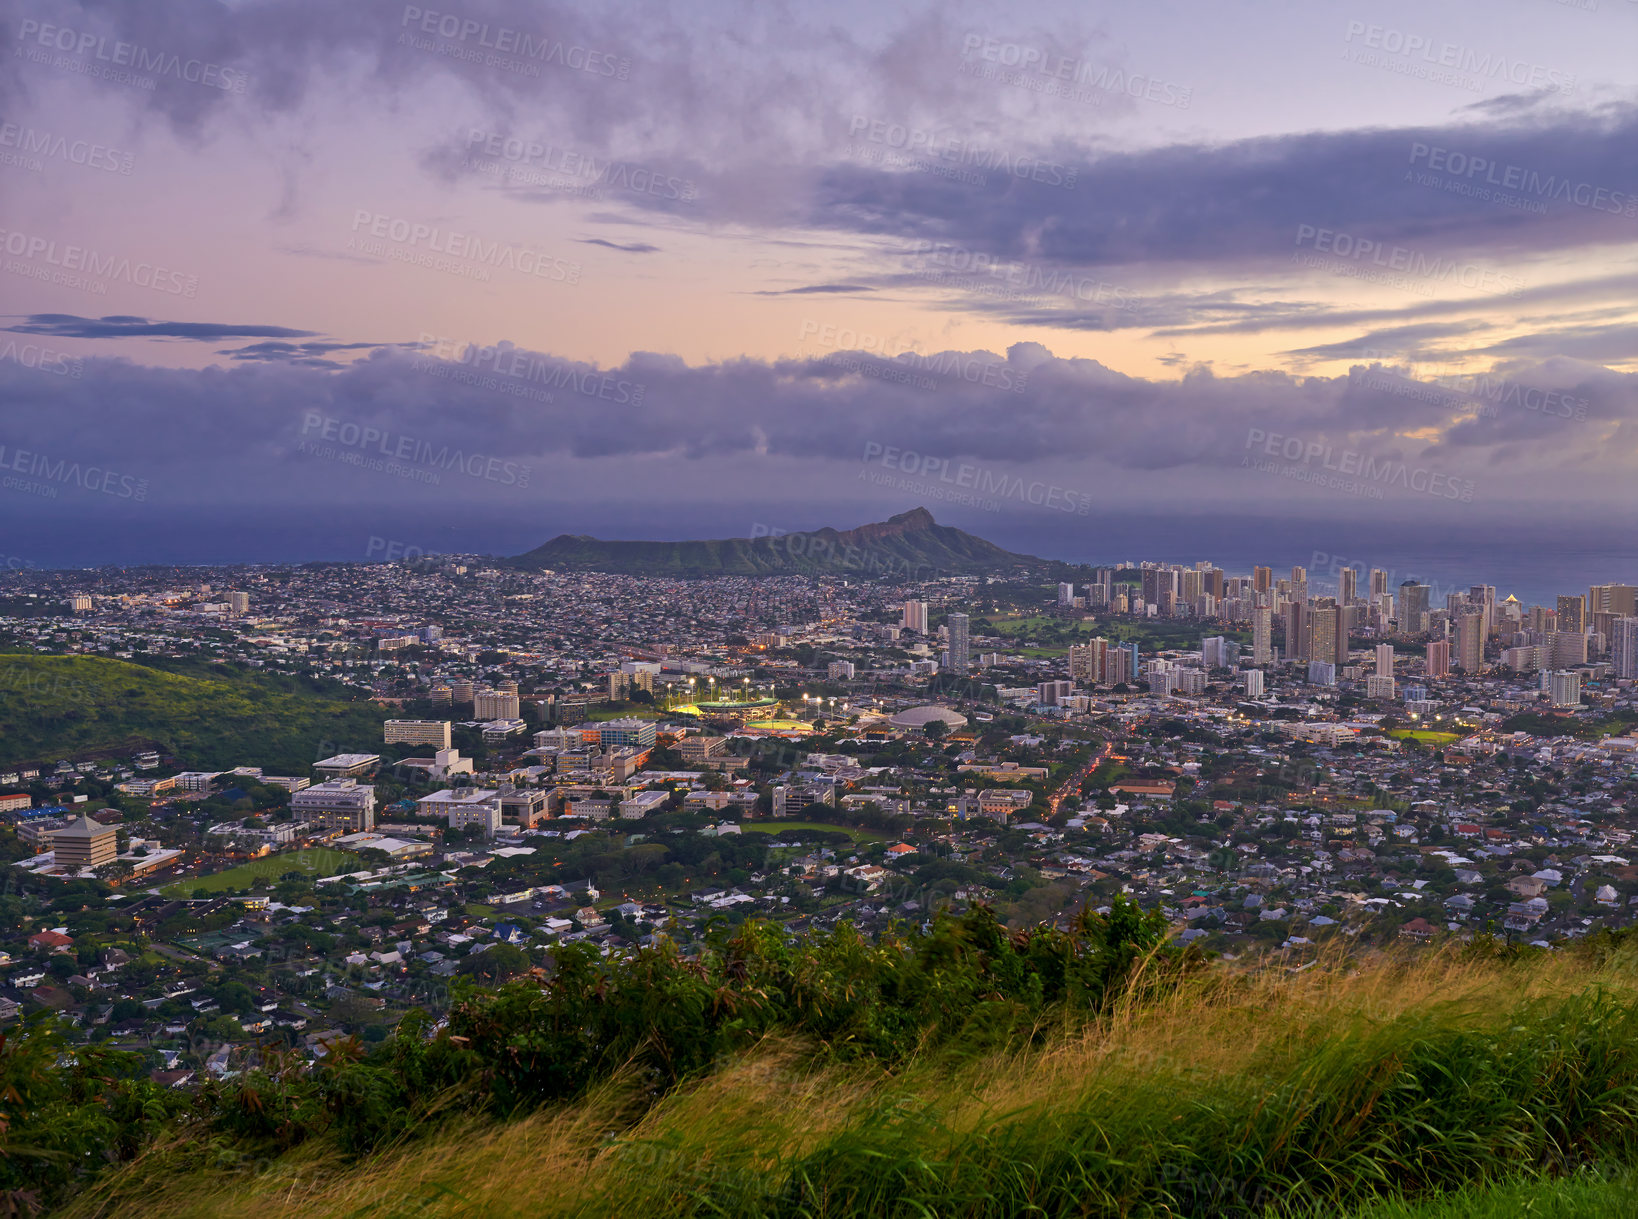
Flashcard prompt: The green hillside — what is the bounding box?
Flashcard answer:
[0,654,389,773]
[513,507,1042,576]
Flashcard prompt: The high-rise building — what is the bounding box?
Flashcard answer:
[1557,595,1586,635]
[1366,674,1396,700]
[1375,644,1393,677]
[1242,669,1264,698]
[1550,669,1583,708]
[227,591,250,615]
[1037,679,1075,706]
[1290,565,1307,587]
[827,660,856,681]
[1589,585,1638,618]
[1056,583,1076,606]
[1284,600,1308,662]
[1611,616,1638,679]
[901,601,929,633]
[1369,568,1390,598]
[1141,567,1178,613]
[946,613,969,671]
[1426,638,1451,678]
[1105,645,1133,686]
[1549,631,1588,668]
[1252,605,1273,664]
[1069,638,1107,684]
[1398,582,1431,634]
[1338,567,1358,604]
[1456,611,1484,673]
[1201,635,1226,668]
[1309,604,1338,669]
[1253,566,1272,593]
[1469,585,1496,639]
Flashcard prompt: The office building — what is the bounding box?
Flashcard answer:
[384,720,452,748]
[292,780,376,833]
[901,600,928,634]
[418,788,503,835]
[1037,680,1075,707]
[50,815,118,870]
[598,718,658,750]
[313,753,380,780]
[1426,639,1451,678]
[947,613,970,671]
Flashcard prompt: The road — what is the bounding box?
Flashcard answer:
[1048,739,1112,816]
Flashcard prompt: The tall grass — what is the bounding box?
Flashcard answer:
[59,940,1638,1218]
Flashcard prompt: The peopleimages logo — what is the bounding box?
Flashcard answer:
[1243,428,1474,502]
[1406,143,1637,218]
[398,6,630,79]
[0,339,82,377]
[415,334,645,404]
[1292,224,1523,297]
[298,412,531,488]
[0,443,148,500]
[0,120,135,174]
[0,228,198,297]
[14,19,249,92]
[861,441,1092,514]
[349,211,581,284]
[1341,21,1575,93]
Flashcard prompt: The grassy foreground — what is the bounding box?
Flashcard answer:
[57,935,1638,1218]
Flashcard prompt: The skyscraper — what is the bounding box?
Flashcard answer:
[1611,616,1638,679]
[1398,582,1430,634]
[1557,595,1586,634]
[1338,567,1357,604]
[1252,605,1272,664]
[1426,638,1451,678]
[1253,566,1272,593]
[1284,600,1308,662]
[1456,611,1484,673]
[1375,643,1393,678]
[1590,585,1638,617]
[946,613,969,672]
[1369,568,1389,598]
[901,601,928,633]
[1057,583,1076,606]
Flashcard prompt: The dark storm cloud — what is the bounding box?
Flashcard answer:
[755,284,877,296]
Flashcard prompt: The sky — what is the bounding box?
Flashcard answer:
[2,0,1637,571]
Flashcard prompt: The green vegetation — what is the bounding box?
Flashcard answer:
[161,849,362,896]
[737,821,886,843]
[44,933,1638,1218]
[1388,729,1464,747]
[0,654,389,772]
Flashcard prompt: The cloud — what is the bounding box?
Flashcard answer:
[577,238,660,253]
[5,314,318,341]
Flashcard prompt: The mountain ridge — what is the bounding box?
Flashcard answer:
[510,507,1045,576]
